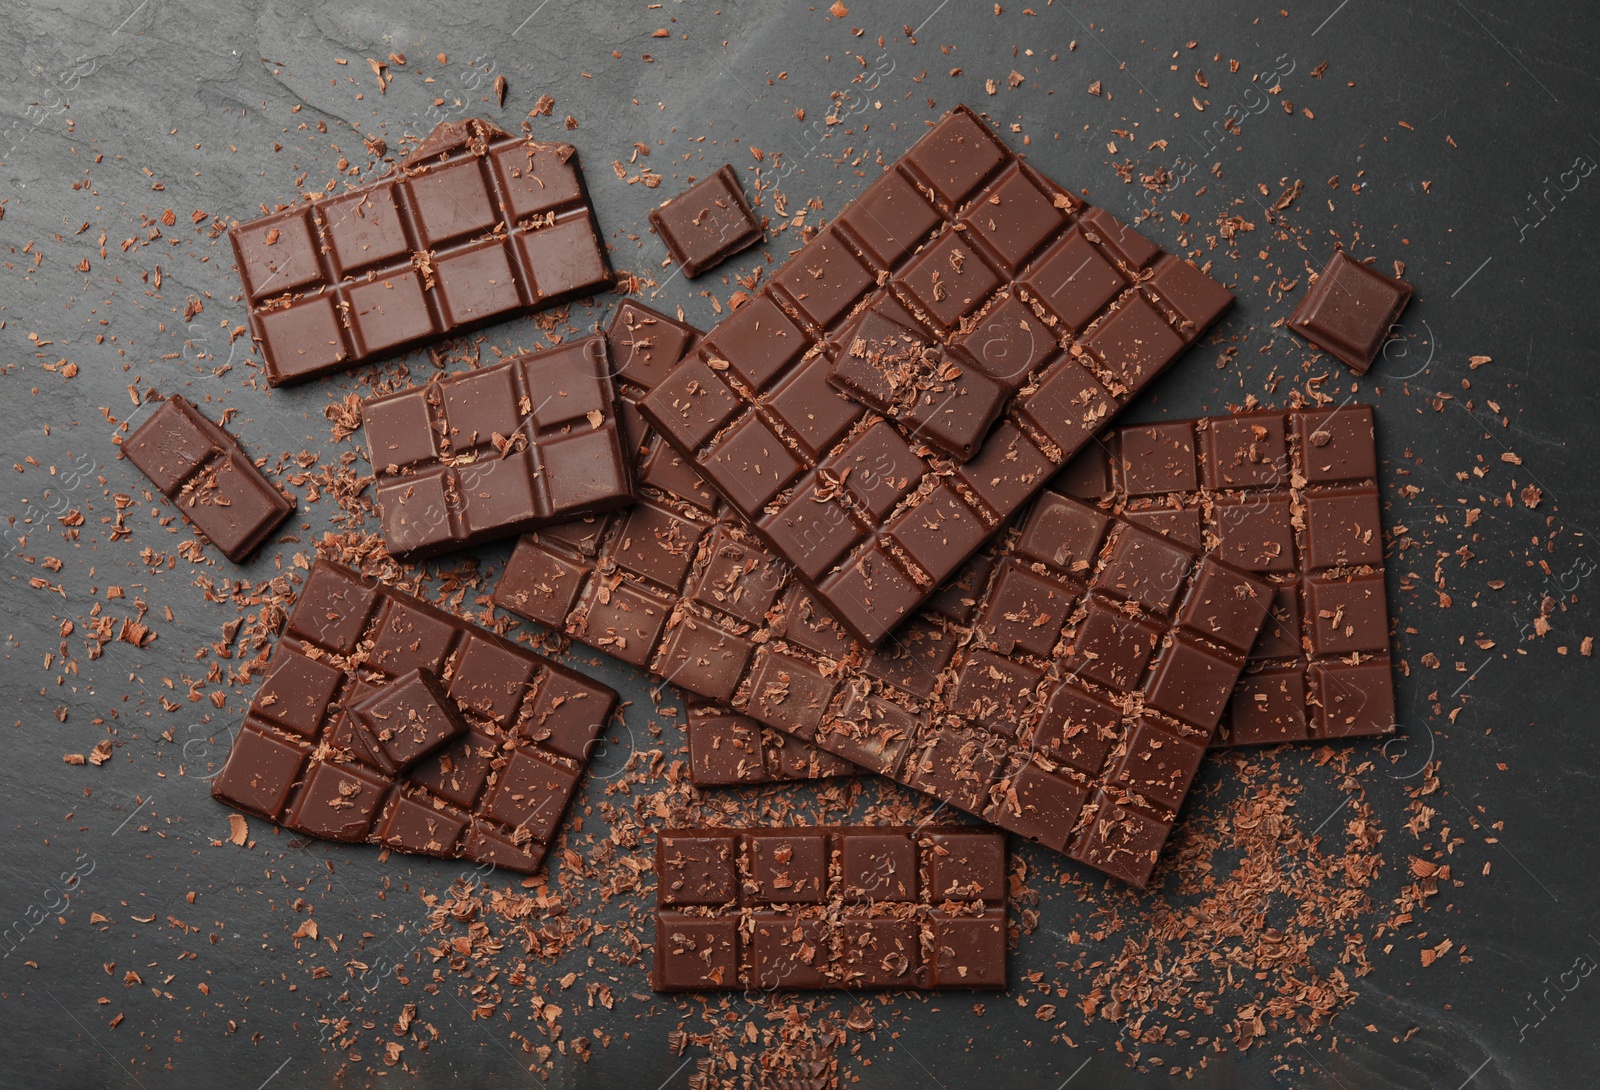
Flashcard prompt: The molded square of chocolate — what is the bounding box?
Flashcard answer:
[1287,251,1413,374]
[649,164,764,278]
[350,668,470,774]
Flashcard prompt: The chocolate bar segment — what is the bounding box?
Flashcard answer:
[121,394,295,563]
[1287,251,1413,375]
[231,118,610,386]
[638,105,1233,645]
[211,560,617,872]
[1058,404,1395,746]
[685,702,860,786]
[362,333,632,558]
[648,164,763,278]
[652,826,1006,991]
[347,668,469,775]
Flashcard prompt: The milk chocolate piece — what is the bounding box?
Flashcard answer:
[231,118,610,386]
[1287,251,1413,375]
[120,394,295,563]
[648,164,763,278]
[1058,404,1395,746]
[497,304,1277,884]
[685,703,860,786]
[362,334,632,559]
[652,826,1006,991]
[638,105,1233,645]
[347,668,469,775]
[211,560,617,872]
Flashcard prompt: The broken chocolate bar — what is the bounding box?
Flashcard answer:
[120,394,295,563]
[362,334,633,559]
[1058,404,1395,745]
[212,560,617,873]
[232,118,611,386]
[653,826,1006,991]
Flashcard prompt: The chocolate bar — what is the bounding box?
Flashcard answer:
[652,826,1006,991]
[120,394,295,563]
[361,334,633,558]
[497,306,1277,884]
[685,703,860,786]
[648,164,763,278]
[1057,404,1395,746]
[637,105,1234,645]
[231,118,611,386]
[1287,251,1413,375]
[212,560,617,873]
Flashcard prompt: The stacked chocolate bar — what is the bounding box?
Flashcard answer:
[185,108,1398,996]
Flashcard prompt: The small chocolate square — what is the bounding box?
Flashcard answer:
[648,164,763,277]
[1287,251,1413,374]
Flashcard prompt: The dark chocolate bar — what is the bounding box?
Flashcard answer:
[231,118,611,386]
[362,333,633,558]
[685,703,860,786]
[637,105,1234,645]
[212,560,617,873]
[120,394,295,563]
[648,164,763,278]
[497,305,1277,885]
[1287,251,1413,375]
[652,826,1006,991]
[1056,404,1395,746]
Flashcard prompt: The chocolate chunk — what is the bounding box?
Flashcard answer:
[1056,404,1394,746]
[362,333,632,558]
[652,827,1006,991]
[347,668,469,775]
[120,394,295,563]
[1287,251,1414,375]
[637,106,1233,645]
[231,118,610,386]
[648,164,763,278]
[211,560,616,872]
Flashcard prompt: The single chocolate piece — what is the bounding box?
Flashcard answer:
[347,668,469,774]
[685,702,860,786]
[120,394,295,563]
[211,560,617,873]
[652,826,1006,991]
[648,164,763,278]
[362,334,633,559]
[498,303,1276,884]
[1058,404,1395,746]
[1287,251,1413,375]
[638,105,1233,646]
[828,308,1006,461]
[231,118,611,386]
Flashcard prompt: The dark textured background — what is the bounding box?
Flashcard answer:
[1,0,1596,1086]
